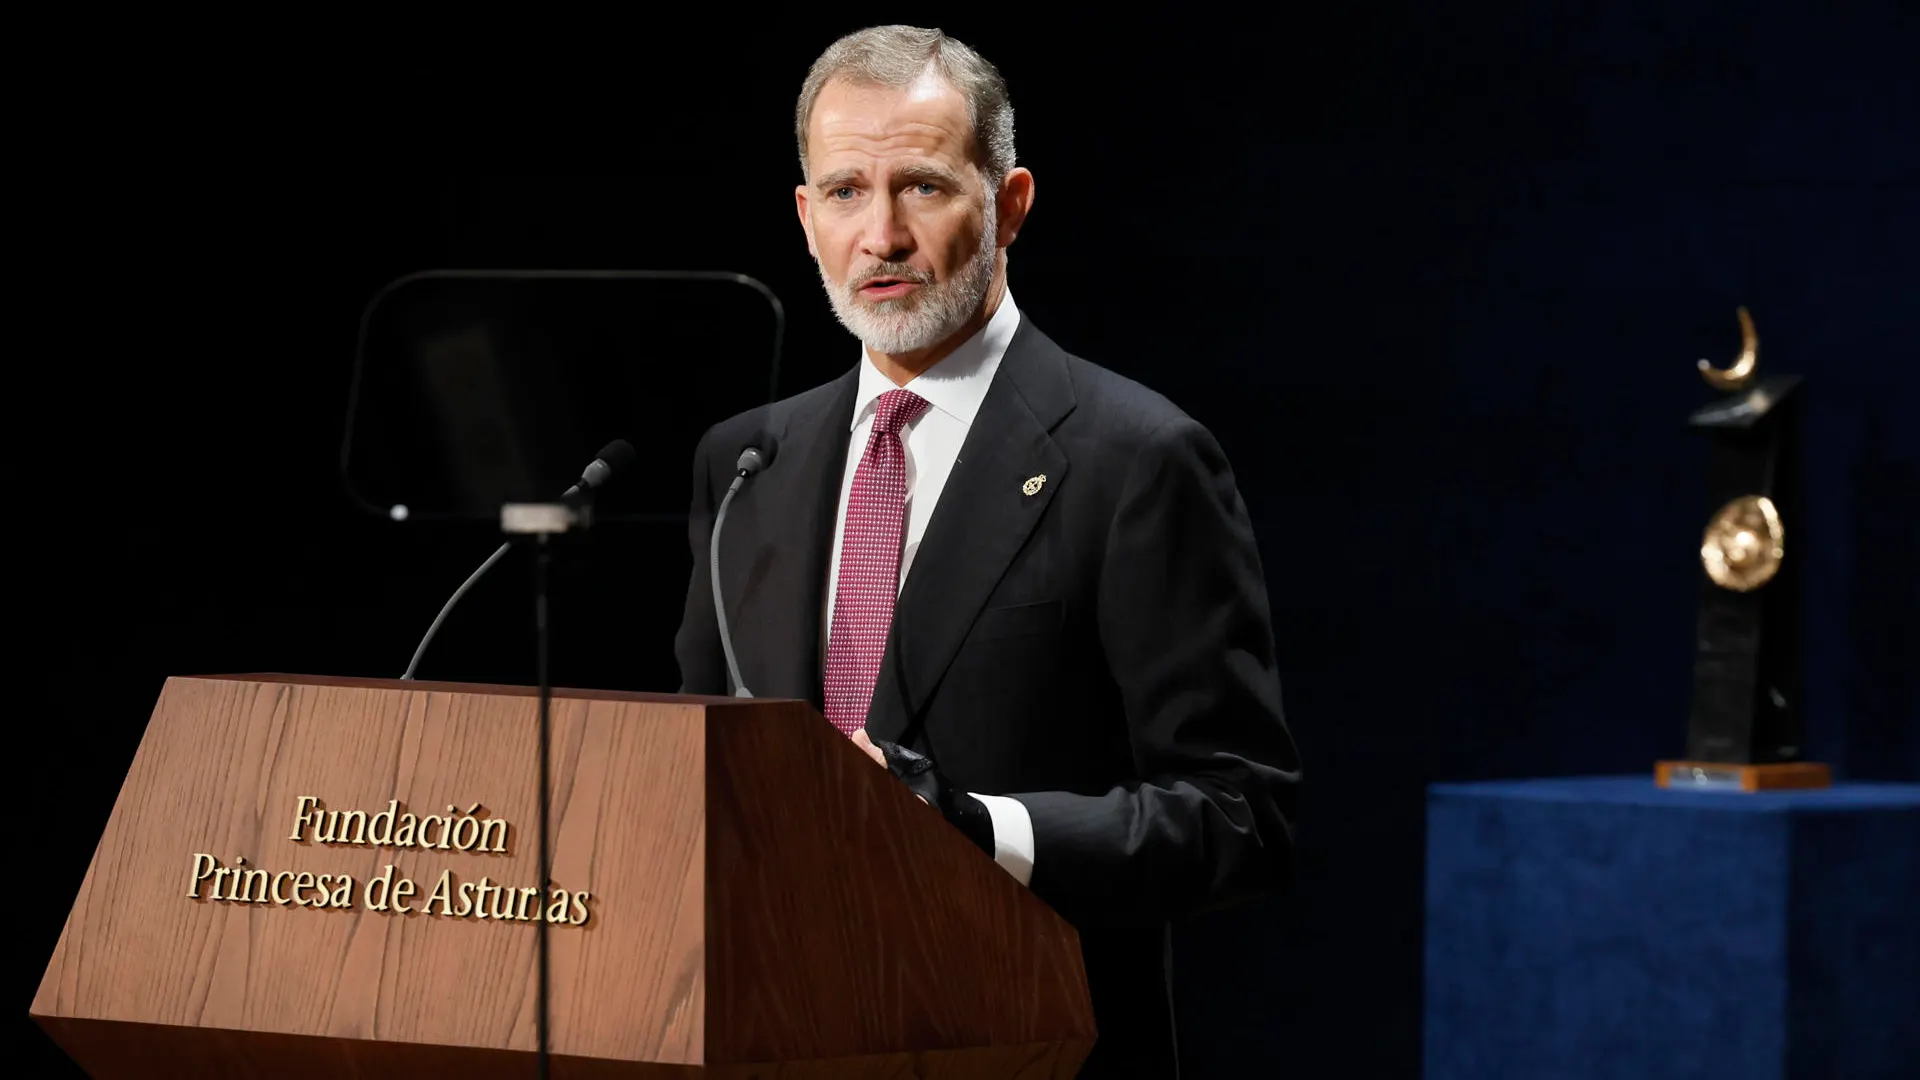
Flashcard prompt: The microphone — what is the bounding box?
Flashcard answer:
[565,439,637,499]
[399,439,636,680]
[712,433,780,697]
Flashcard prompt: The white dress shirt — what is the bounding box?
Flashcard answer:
[824,289,1036,887]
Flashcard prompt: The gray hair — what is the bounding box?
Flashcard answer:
[795,25,1016,187]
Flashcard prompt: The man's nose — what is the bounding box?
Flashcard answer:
[858,195,913,261]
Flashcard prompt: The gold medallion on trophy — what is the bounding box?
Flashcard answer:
[1699,495,1784,592]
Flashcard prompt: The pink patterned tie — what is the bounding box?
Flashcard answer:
[823,388,930,735]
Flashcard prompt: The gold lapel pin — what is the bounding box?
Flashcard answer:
[1022,474,1047,496]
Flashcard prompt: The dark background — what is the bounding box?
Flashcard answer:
[19,5,1918,1076]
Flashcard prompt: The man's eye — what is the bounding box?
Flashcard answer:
[914,182,938,195]
[831,186,855,200]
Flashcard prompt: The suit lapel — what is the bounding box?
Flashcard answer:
[728,369,857,708]
[866,322,1077,743]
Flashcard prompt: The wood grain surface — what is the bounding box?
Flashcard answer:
[706,701,1094,1068]
[32,674,1092,1078]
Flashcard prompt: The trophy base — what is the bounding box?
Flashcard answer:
[1655,760,1832,793]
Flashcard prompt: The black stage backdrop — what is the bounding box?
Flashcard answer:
[17,5,1917,1076]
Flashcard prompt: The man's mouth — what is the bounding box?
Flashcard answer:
[859,276,922,300]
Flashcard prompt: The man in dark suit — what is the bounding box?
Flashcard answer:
[674,24,1300,1079]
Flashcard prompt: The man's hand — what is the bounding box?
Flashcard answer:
[849,728,889,769]
[848,729,995,856]
[851,729,929,804]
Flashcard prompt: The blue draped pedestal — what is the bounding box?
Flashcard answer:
[1423,777,1920,1080]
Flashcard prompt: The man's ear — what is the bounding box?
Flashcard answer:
[995,167,1035,248]
[795,184,818,258]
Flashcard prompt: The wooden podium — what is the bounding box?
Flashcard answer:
[32,674,1094,1078]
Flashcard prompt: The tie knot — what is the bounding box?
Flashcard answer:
[872,389,929,437]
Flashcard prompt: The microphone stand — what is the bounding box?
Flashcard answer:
[498,499,590,1080]
[534,531,553,1080]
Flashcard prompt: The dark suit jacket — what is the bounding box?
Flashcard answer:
[674,316,1301,1078]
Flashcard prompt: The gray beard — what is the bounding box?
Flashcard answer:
[817,203,999,357]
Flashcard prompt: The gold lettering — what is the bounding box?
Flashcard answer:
[337,809,368,845]
[187,853,217,899]
[289,795,319,841]
[187,827,598,918]
[224,858,250,902]
[487,879,518,920]
[367,800,399,846]
[451,806,481,851]
[365,865,397,911]
[240,868,270,903]
[478,816,509,854]
[185,852,597,918]
[423,869,455,916]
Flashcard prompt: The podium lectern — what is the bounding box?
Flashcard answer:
[32,674,1094,1078]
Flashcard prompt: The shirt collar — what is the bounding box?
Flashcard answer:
[850,288,1021,431]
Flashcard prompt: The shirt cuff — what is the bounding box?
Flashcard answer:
[969,793,1034,887]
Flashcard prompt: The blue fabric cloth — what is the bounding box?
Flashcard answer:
[1424,777,1920,1080]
